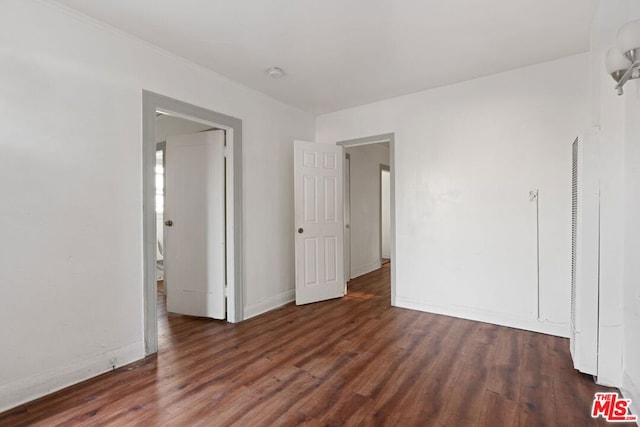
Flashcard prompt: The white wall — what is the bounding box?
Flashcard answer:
[0,0,314,411]
[588,0,628,389]
[623,81,640,416]
[345,143,390,278]
[591,0,640,405]
[317,54,590,337]
[381,169,391,259]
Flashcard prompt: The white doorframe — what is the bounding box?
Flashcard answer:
[337,133,396,305]
[142,91,244,355]
[344,153,351,284]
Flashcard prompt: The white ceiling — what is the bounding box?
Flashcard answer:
[53,0,598,115]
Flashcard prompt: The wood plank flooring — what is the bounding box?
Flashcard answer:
[0,264,620,426]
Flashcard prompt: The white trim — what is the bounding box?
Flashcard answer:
[623,372,640,426]
[244,290,295,320]
[350,261,383,280]
[395,296,570,338]
[0,342,142,413]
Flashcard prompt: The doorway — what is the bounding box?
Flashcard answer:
[337,133,395,304]
[380,165,391,265]
[155,115,227,320]
[142,91,244,355]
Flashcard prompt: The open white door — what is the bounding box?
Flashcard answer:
[165,130,226,319]
[294,140,345,305]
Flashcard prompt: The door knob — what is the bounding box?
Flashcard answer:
[165,220,174,227]
[298,228,304,234]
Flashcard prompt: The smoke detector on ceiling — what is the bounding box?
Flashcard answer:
[267,67,285,79]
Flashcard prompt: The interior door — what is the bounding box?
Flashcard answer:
[165,130,226,319]
[294,140,345,305]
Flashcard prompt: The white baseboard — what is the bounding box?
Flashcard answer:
[623,372,640,426]
[0,341,144,413]
[350,260,382,279]
[244,289,295,320]
[394,296,569,338]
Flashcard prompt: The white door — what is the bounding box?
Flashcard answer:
[294,140,345,305]
[165,130,226,319]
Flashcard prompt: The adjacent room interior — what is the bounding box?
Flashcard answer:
[1,0,640,425]
[343,141,391,283]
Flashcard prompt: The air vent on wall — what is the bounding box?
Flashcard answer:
[569,134,600,378]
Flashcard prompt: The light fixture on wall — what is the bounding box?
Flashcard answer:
[607,19,640,95]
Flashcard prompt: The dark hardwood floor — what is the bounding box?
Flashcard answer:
[0,264,620,426]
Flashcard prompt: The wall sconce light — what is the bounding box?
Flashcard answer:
[607,19,640,95]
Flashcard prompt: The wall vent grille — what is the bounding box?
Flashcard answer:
[570,137,579,359]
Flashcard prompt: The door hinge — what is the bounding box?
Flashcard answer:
[224,286,228,297]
